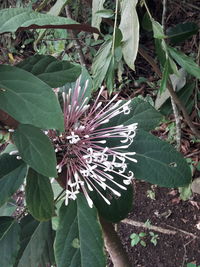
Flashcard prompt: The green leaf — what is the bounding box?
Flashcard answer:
[152,19,166,39]
[54,195,106,267]
[128,129,191,187]
[26,168,54,221]
[0,8,97,34]
[106,98,163,131]
[92,39,112,90]
[160,82,194,116]
[90,172,133,223]
[0,217,20,267]
[179,184,192,201]
[167,22,199,44]
[159,58,170,94]
[13,124,57,177]
[17,216,55,267]
[0,201,16,216]
[96,9,114,18]
[0,153,26,207]
[168,46,200,79]
[17,55,81,87]
[119,0,139,70]
[142,12,152,32]
[140,240,146,247]
[0,65,64,131]
[105,56,115,94]
[92,0,105,38]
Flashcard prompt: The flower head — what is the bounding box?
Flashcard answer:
[49,79,137,207]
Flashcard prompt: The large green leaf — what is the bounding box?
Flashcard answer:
[0,154,26,207]
[92,39,112,90]
[54,195,106,267]
[167,22,199,44]
[13,124,57,177]
[17,216,55,267]
[119,0,139,70]
[104,98,162,131]
[0,8,98,34]
[90,174,133,223]
[17,55,81,87]
[128,129,191,187]
[0,217,20,267]
[26,168,54,221]
[168,46,200,79]
[0,65,64,131]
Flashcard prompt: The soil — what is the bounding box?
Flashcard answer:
[115,180,200,267]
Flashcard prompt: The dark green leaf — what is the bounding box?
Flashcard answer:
[167,22,199,44]
[105,56,115,94]
[90,173,133,223]
[128,129,191,187]
[160,82,194,116]
[106,98,162,131]
[155,39,166,68]
[0,216,20,267]
[0,153,26,207]
[54,195,106,267]
[142,12,152,31]
[13,124,57,177]
[26,168,54,221]
[0,65,64,131]
[168,46,200,79]
[17,55,81,87]
[159,58,170,94]
[17,216,54,267]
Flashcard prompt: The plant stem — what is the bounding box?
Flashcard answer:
[112,0,119,55]
[99,217,131,267]
[138,47,200,138]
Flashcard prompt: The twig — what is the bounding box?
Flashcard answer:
[162,0,167,30]
[138,47,200,138]
[181,237,196,267]
[162,0,182,150]
[99,217,131,267]
[122,219,199,239]
[122,219,176,235]
[171,92,181,151]
[65,5,86,66]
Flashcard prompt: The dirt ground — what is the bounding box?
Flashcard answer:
[116,180,200,267]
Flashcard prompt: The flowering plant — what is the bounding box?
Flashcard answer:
[0,67,191,267]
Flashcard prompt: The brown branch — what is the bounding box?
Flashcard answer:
[99,217,131,267]
[122,219,199,239]
[138,47,200,138]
